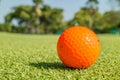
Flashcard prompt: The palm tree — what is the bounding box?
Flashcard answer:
[86,0,99,29]
[32,0,43,33]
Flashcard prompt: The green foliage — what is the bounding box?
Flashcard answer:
[0,33,120,79]
[5,5,40,33]
[0,23,13,32]
[4,1,63,34]
[33,0,43,4]
[101,11,120,29]
[88,0,98,3]
[5,6,32,22]
[86,0,99,8]
[12,26,26,33]
[68,0,100,30]
[40,5,63,34]
[49,8,63,33]
[68,0,120,33]
[1,0,120,34]
[69,7,102,29]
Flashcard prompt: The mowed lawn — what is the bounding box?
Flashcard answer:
[0,32,120,80]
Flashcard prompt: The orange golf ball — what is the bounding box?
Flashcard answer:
[57,26,100,69]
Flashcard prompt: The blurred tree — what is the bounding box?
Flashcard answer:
[101,11,120,30]
[40,5,63,34]
[5,6,33,33]
[68,7,102,31]
[49,8,63,33]
[40,5,51,33]
[0,23,13,32]
[68,0,101,33]
[86,0,98,8]
[5,0,43,34]
[32,0,43,33]
[5,3,63,34]
[86,0,99,29]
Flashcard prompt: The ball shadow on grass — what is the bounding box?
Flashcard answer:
[29,62,87,70]
[29,62,68,70]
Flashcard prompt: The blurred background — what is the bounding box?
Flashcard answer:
[0,0,120,34]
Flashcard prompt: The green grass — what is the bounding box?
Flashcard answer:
[0,32,120,80]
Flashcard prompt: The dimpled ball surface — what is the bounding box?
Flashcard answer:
[57,26,100,69]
